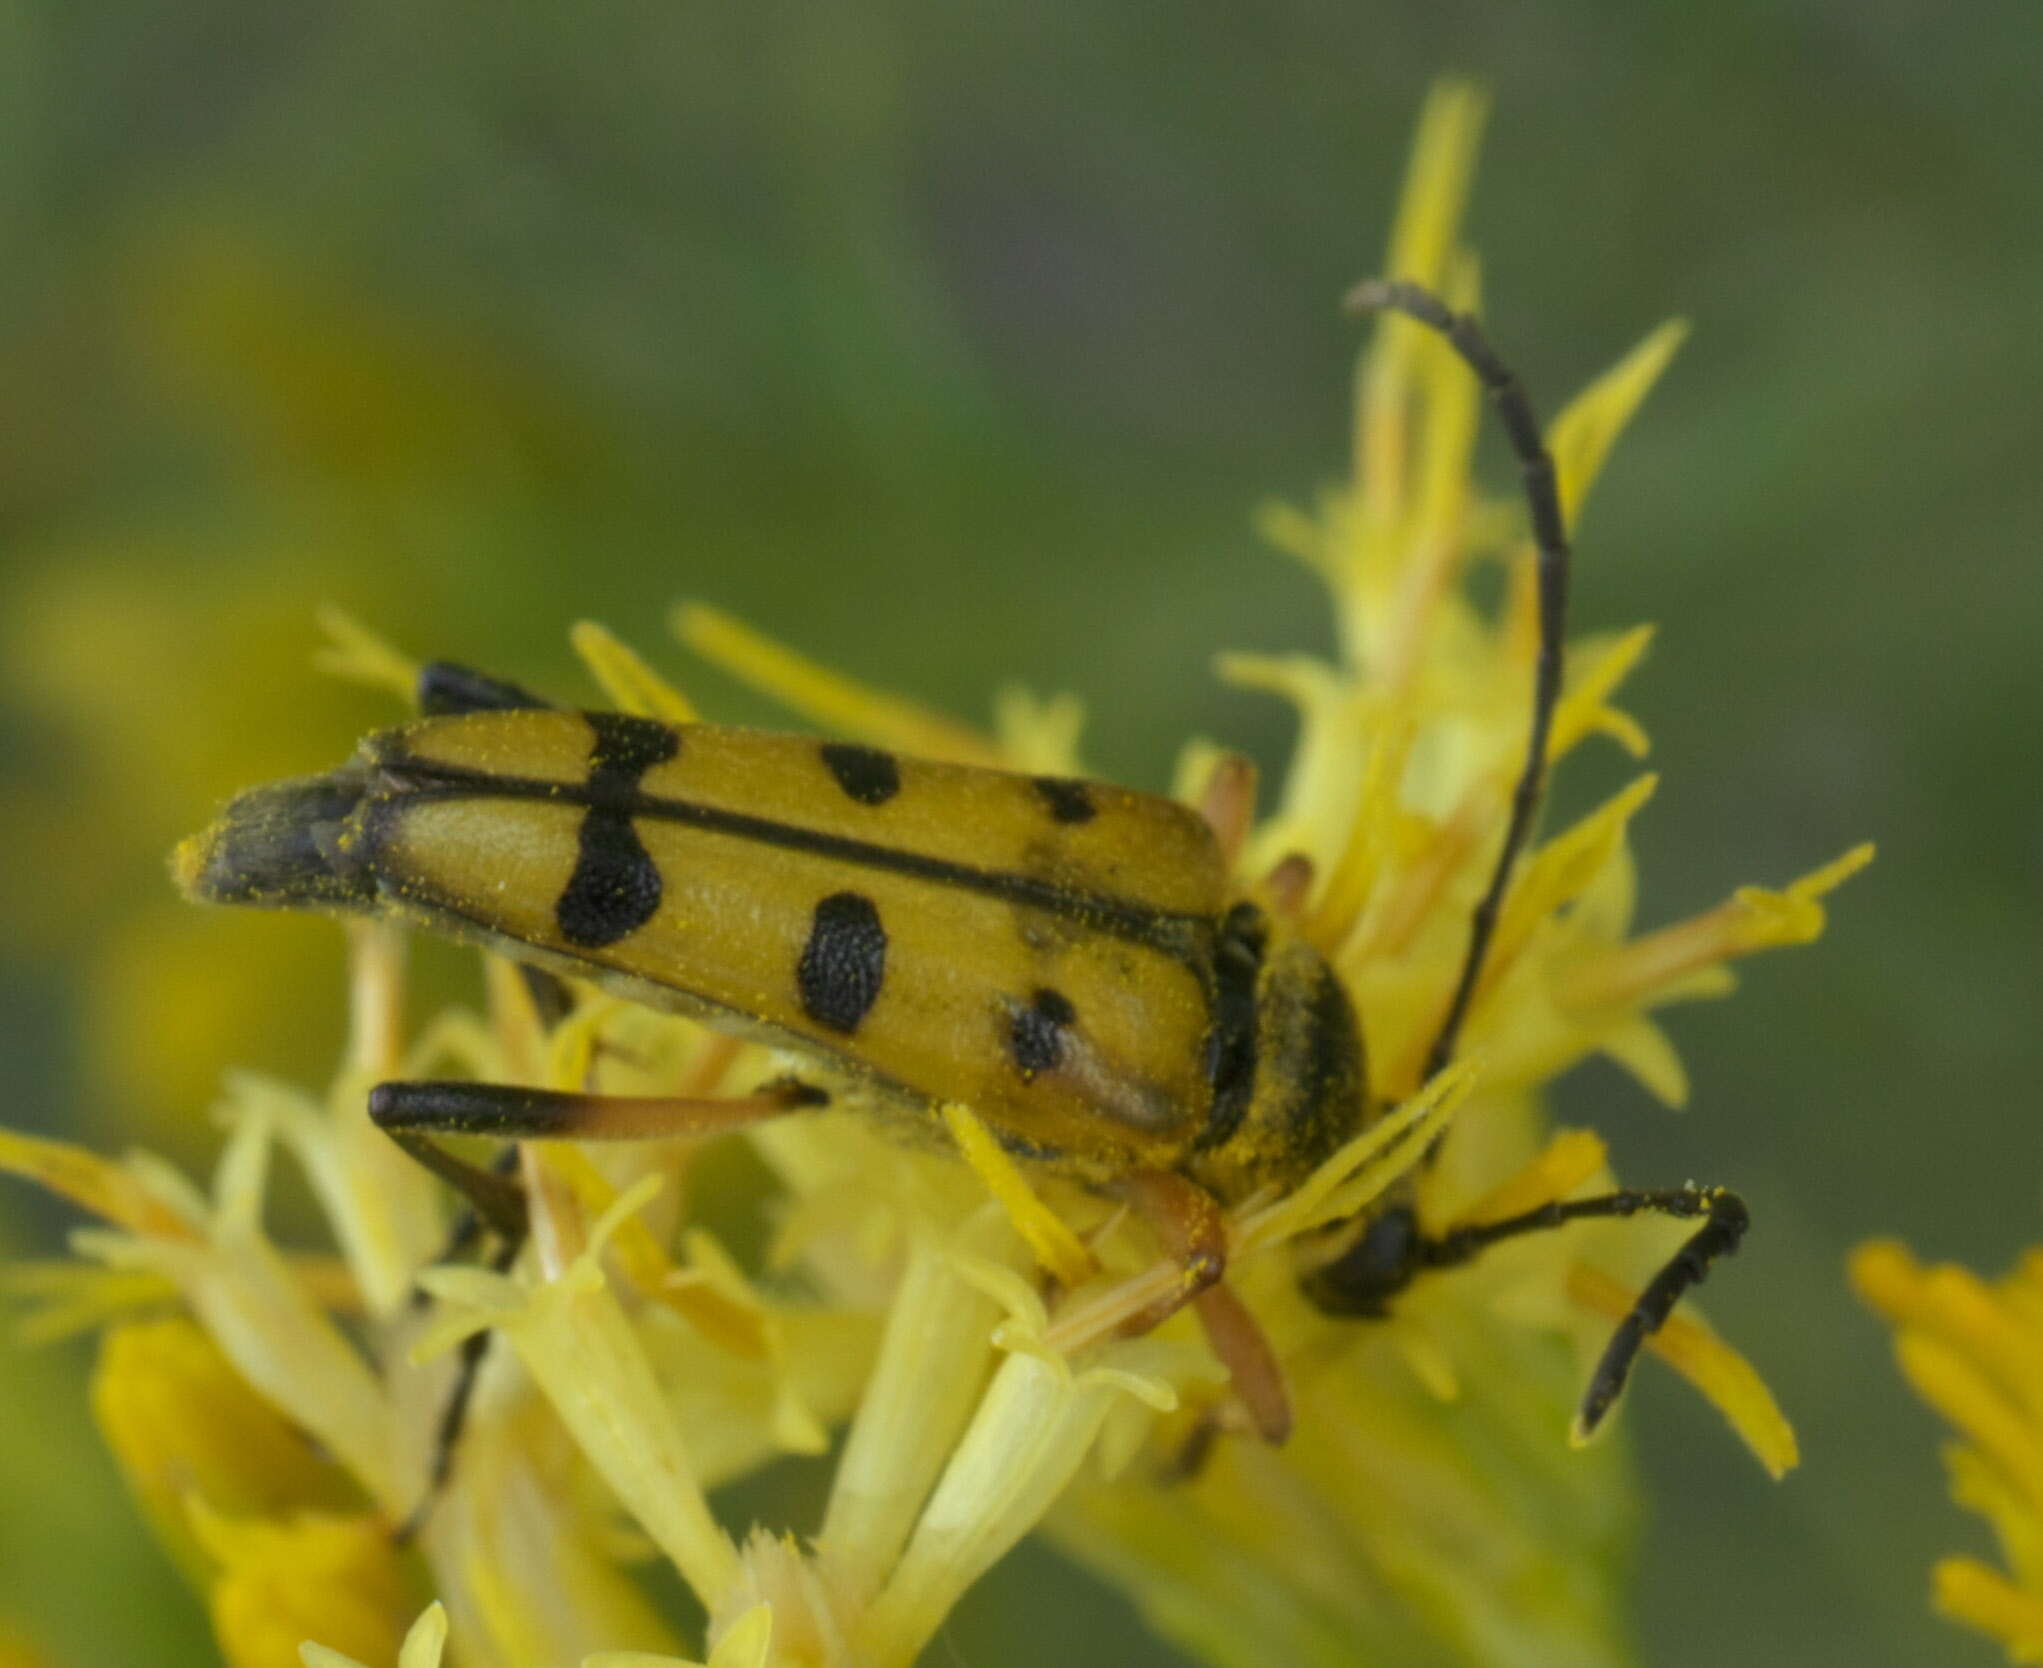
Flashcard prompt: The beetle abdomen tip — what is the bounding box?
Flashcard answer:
[173,768,377,913]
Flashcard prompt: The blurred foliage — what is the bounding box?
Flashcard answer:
[0,5,2037,1667]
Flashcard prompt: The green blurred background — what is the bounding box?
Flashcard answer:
[1,4,2037,1665]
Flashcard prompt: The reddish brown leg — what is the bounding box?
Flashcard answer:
[1117,1170,1293,1444]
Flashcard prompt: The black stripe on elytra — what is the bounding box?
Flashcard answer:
[371,762,1209,963]
[1194,901,1266,1152]
[555,714,681,948]
[1032,776,1098,824]
[820,743,901,806]
[1008,987,1077,1081]
[798,891,888,1033]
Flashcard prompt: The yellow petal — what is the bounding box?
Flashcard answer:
[1934,1558,2043,1664]
[1,1260,180,1345]
[580,1657,704,1668]
[311,605,419,704]
[1483,774,1658,995]
[535,1145,774,1358]
[189,1501,410,1668]
[672,603,996,765]
[1558,842,1875,1014]
[940,1104,1096,1289]
[1547,319,1690,528]
[989,685,1087,776]
[818,1218,1018,1610]
[95,1166,405,1516]
[1849,1238,1930,1327]
[1547,625,1656,763]
[394,1605,449,1668]
[0,1628,51,1668]
[571,620,700,723]
[1875,1253,2043,1416]
[706,1605,774,1668]
[1596,1015,1692,1108]
[1252,497,1334,585]
[1895,1332,2043,1505]
[0,1127,199,1241]
[474,1250,739,1604]
[1383,80,1489,297]
[1449,1129,1609,1229]
[1719,840,1879,955]
[92,1318,363,1588]
[859,1350,1166,1668]
[1240,1062,1473,1253]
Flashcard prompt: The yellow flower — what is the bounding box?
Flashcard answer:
[0,1627,53,1668]
[91,1316,371,1587]
[0,78,1867,1668]
[1853,1238,2043,1663]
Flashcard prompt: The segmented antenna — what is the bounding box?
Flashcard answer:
[1345,279,1570,1084]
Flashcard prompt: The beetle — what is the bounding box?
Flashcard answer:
[175,281,1746,1504]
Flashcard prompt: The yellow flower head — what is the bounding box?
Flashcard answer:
[1854,1238,2043,1663]
[0,80,1868,1668]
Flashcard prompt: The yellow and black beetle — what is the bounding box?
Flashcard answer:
[175,282,1747,1495]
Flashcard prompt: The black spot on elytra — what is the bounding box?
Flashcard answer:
[1033,777,1097,825]
[555,713,681,948]
[798,891,888,1033]
[1008,987,1077,1080]
[583,711,683,781]
[820,743,901,806]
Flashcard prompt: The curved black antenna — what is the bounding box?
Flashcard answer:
[1304,1182,1750,1440]
[1344,278,1570,1084]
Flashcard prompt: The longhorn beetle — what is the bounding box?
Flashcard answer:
[176,281,1747,1519]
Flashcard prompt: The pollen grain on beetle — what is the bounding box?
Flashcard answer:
[0,80,1866,1668]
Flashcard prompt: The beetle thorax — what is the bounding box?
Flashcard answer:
[1186,913,1368,1203]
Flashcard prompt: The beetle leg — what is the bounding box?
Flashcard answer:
[375,1073,828,1539]
[370,1077,825,1248]
[414,659,552,717]
[369,1076,828,1145]
[395,1227,523,1544]
[382,1127,529,1243]
[1118,1170,1292,1444]
[408,1145,521,1307]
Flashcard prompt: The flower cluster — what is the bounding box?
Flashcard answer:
[0,82,1865,1668]
[1855,1238,2043,1663]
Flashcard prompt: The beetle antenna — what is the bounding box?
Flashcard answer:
[1345,279,1569,1084]
[1419,1184,1749,1440]
[1305,1184,1749,1439]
